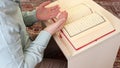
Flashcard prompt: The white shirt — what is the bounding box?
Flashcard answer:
[0,0,51,68]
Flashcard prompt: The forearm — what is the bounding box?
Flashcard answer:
[22,31,51,68]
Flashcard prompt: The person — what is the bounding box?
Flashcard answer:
[0,0,68,68]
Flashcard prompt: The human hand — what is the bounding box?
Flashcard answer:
[36,1,60,20]
[44,11,68,35]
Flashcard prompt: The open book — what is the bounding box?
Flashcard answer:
[46,0,115,56]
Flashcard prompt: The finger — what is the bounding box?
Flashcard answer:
[56,12,61,19]
[39,1,51,8]
[50,10,60,18]
[49,8,60,18]
[50,5,60,11]
[49,5,60,14]
[56,11,68,29]
[58,18,66,30]
[57,11,68,20]
[50,7,60,13]
[55,18,66,28]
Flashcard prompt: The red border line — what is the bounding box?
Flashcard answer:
[60,29,116,51]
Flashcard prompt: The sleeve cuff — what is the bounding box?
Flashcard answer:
[32,10,38,21]
[33,30,52,47]
[22,10,38,26]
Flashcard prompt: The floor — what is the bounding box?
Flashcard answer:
[21,0,120,68]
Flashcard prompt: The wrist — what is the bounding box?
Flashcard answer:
[44,28,54,35]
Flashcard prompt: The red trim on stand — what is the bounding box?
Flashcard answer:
[60,30,116,51]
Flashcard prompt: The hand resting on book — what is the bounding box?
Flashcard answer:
[44,11,68,35]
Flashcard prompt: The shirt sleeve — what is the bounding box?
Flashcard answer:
[22,10,38,27]
[22,31,52,68]
[0,0,52,68]
[0,21,51,68]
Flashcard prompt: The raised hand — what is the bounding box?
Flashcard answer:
[44,11,68,35]
[36,1,60,20]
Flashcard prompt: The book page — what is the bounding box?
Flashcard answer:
[58,0,85,9]
[70,21,115,49]
[64,13,105,37]
[66,4,92,25]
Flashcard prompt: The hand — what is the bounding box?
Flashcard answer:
[36,1,60,20]
[44,11,68,35]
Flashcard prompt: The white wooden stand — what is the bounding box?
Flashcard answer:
[53,1,120,68]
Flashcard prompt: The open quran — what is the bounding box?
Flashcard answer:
[46,0,116,56]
